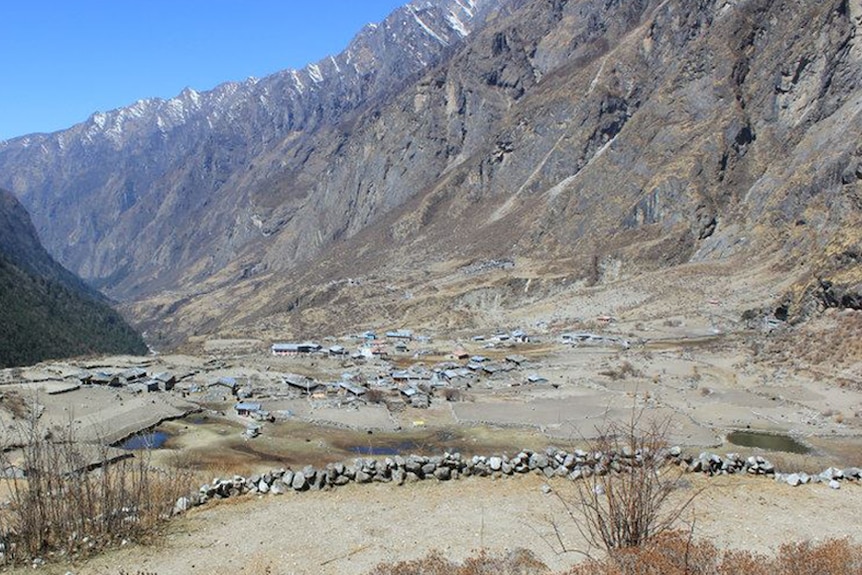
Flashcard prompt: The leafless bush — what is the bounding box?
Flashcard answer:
[599,361,641,381]
[0,416,193,565]
[558,411,699,559]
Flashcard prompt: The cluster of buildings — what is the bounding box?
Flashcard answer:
[79,368,178,393]
[227,328,550,420]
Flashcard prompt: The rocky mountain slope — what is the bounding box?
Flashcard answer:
[0,190,147,367]
[0,0,499,298]
[2,0,862,345]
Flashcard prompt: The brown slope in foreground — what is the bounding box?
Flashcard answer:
[124,0,862,347]
[32,474,862,574]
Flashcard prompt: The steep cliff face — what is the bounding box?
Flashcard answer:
[3,0,862,344]
[0,190,147,367]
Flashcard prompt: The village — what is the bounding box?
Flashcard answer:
[4,314,862,573]
[3,311,860,475]
[56,326,564,442]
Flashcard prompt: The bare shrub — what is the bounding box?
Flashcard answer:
[0,416,193,565]
[0,389,29,420]
[599,361,642,381]
[562,411,699,558]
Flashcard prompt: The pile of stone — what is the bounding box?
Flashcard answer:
[669,450,862,490]
[670,450,776,476]
[173,446,669,514]
[775,466,862,489]
[172,446,861,516]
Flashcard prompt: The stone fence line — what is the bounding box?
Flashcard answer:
[173,446,862,514]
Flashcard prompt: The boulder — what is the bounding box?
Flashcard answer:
[529,453,549,470]
[302,465,317,483]
[332,474,351,486]
[173,496,191,515]
[434,466,452,481]
[313,470,329,490]
[405,472,421,483]
[489,456,503,471]
[291,471,307,491]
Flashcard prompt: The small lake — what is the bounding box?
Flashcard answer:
[726,430,811,454]
[347,432,463,456]
[350,441,423,456]
[120,430,171,450]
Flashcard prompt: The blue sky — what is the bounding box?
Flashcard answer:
[0,1,406,141]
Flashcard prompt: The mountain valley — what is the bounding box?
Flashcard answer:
[2,1,862,572]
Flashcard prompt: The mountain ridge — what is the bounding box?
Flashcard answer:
[0,0,500,297]
[3,0,862,347]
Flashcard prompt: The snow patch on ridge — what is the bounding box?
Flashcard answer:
[446,11,469,37]
[291,70,305,94]
[409,6,449,46]
[307,63,323,83]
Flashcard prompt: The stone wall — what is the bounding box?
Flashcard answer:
[173,446,862,514]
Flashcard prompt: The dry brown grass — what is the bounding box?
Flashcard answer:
[367,548,550,575]
[599,361,642,381]
[0,417,194,566]
[366,535,862,575]
[563,531,862,575]
[0,390,29,421]
[760,310,862,378]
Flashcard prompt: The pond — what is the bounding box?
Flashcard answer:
[120,430,171,450]
[350,441,422,456]
[726,430,811,454]
[347,431,463,456]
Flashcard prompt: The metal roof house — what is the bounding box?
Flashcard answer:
[208,377,238,393]
[283,376,322,394]
[338,382,367,396]
[271,342,322,355]
[385,329,413,340]
[120,368,148,382]
[235,402,263,416]
[272,343,299,355]
[85,372,120,386]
